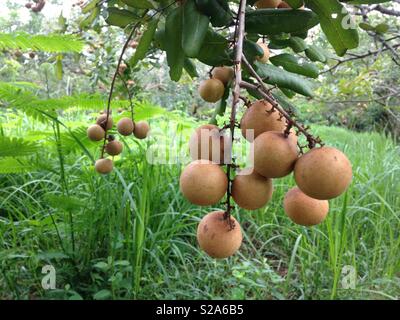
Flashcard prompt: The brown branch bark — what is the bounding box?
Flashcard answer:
[224,0,247,225]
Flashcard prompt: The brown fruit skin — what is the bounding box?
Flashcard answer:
[284,187,329,226]
[254,131,298,178]
[232,168,273,210]
[96,114,113,130]
[189,124,230,164]
[117,117,134,136]
[256,42,270,63]
[95,158,113,174]
[198,79,225,103]
[133,121,150,139]
[105,140,123,156]
[211,67,234,85]
[197,211,242,259]
[87,124,105,141]
[294,147,352,200]
[180,160,228,206]
[241,100,286,142]
[255,0,281,8]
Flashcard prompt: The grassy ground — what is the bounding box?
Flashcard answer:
[0,113,399,300]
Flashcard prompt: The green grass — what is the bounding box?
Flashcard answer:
[0,114,399,300]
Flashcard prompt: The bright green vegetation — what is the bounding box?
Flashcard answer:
[1,106,399,300]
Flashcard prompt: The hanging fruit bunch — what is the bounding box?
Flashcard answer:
[80,0,367,258]
[87,110,150,174]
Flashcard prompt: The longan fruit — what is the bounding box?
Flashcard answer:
[105,140,123,156]
[198,79,225,103]
[95,158,113,174]
[133,121,150,139]
[117,117,134,136]
[283,187,329,226]
[197,211,242,259]
[96,114,113,130]
[211,67,234,85]
[87,124,105,141]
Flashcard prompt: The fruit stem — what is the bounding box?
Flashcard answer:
[100,18,145,158]
[225,0,247,229]
[239,56,324,149]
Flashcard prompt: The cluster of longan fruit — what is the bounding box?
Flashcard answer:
[87,112,150,174]
[180,99,352,259]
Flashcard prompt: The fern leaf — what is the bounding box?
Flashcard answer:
[0,32,83,53]
[0,157,34,174]
[0,136,40,157]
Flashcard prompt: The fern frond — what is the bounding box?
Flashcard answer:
[0,157,34,174]
[0,32,83,53]
[0,136,40,157]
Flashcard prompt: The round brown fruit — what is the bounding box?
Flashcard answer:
[294,147,352,200]
[117,117,134,136]
[198,79,225,103]
[133,121,150,139]
[87,124,105,141]
[254,131,298,178]
[283,187,329,226]
[95,158,113,174]
[241,100,286,141]
[96,114,113,130]
[232,168,273,210]
[197,211,242,259]
[256,42,270,63]
[118,63,127,75]
[211,67,234,85]
[180,160,228,206]
[105,140,123,156]
[255,0,281,8]
[189,124,230,164]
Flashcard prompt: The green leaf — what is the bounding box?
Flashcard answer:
[0,32,83,53]
[121,0,154,9]
[82,0,100,14]
[105,8,138,28]
[93,289,112,300]
[165,7,184,81]
[182,0,210,57]
[245,9,319,35]
[375,23,389,34]
[195,0,233,27]
[285,0,304,9]
[55,54,63,80]
[305,44,327,62]
[243,39,264,61]
[130,19,159,67]
[359,22,374,31]
[254,61,314,97]
[183,58,199,78]
[279,87,296,99]
[304,0,359,56]
[195,29,231,66]
[270,53,319,78]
